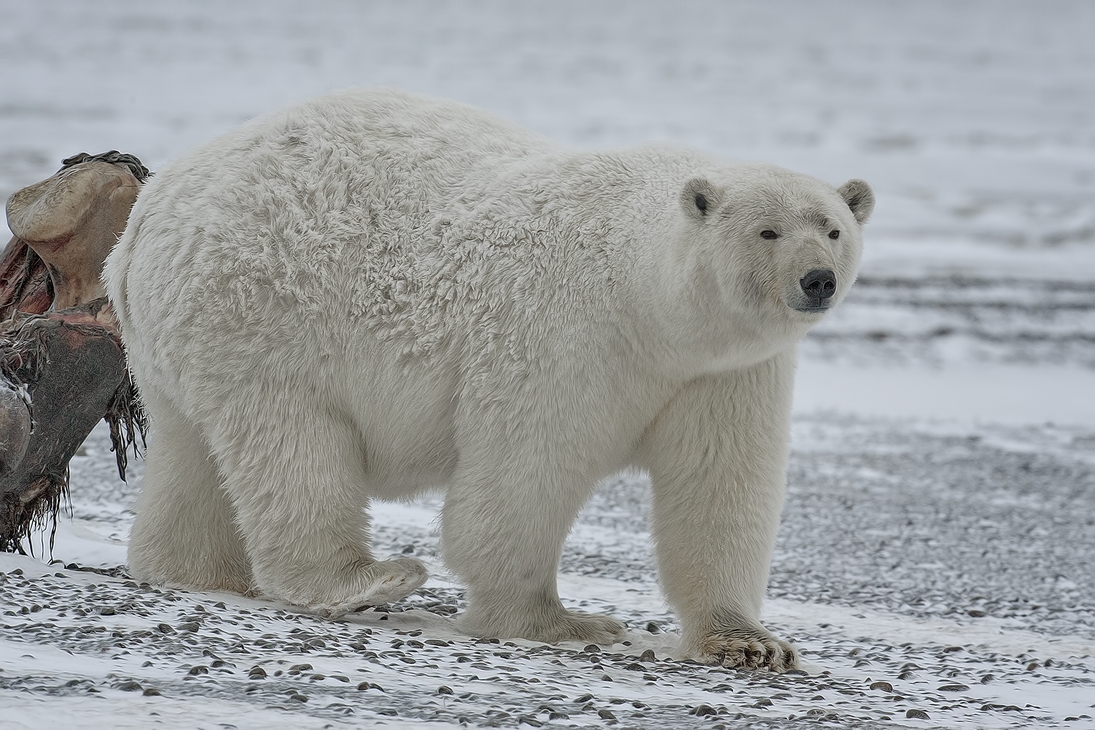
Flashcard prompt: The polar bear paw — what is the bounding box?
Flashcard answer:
[535,610,627,646]
[463,603,626,646]
[694,625,798,672]
[311,557,429,619]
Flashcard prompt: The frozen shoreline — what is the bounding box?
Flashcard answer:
[795,362,1095,428]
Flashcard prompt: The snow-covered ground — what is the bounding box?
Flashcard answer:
[2,1,1093,727]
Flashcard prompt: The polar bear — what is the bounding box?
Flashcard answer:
[104,88,872,671]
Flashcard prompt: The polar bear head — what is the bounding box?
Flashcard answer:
[673,167,873,363]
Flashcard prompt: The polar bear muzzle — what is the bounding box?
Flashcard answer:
[797,268,837,312]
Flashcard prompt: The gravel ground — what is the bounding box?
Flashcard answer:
[2,405,1093,729]
[778,417,1095,640]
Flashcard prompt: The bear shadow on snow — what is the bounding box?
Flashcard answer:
[104,88,873,672]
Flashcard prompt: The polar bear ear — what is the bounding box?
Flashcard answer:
[838,179,875,224]
[680,177,721,221]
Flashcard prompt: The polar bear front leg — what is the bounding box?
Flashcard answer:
[640,352,799,671]
[442,446,626,645]
[211,396,427,618]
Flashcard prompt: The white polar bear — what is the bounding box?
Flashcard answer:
[105,88,872,671]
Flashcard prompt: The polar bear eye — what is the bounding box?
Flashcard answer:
[694,193,708,214]
[760,230,778,240]
[828,229,840,240]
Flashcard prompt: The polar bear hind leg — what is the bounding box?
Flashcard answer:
[204,386,427,617]
[128,391,253,594]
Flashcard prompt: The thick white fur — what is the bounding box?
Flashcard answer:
[104,88,873,671]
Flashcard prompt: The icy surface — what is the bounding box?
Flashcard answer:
[2,1,1094,728]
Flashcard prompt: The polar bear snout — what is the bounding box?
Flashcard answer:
[796,269,837,311]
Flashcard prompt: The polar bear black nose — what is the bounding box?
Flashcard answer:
[800,269,837,301]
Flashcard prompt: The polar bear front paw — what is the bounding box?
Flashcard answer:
[694,625,798,672]
[312,557,429,619]
[463,603,626,646]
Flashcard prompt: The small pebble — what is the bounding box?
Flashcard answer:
[938,683,969,692]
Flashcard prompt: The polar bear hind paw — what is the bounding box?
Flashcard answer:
[463,605,626,646]
[310,557,429,619]
[540,610,627,645]
[696,629,798,672]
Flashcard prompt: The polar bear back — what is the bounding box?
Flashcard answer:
[112,89,696,387]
